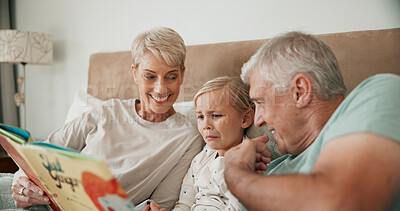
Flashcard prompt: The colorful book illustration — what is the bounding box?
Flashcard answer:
[0,124,135,211]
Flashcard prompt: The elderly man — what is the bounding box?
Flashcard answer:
[224,31,400,211]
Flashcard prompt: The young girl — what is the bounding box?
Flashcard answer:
[144,76,254,211]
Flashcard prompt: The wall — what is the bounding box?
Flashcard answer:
[14,0,400,139]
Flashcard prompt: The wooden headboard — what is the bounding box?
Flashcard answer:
[87,28,400,101]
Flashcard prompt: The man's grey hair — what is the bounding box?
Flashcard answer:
[241,31,347,100]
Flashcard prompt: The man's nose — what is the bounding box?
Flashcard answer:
[254,107,266,127]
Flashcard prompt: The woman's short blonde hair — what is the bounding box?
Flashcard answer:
[194,76,254,113]
[131,27,186,71]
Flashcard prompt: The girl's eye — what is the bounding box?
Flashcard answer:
[197,114,204,120]
[212,114,223,118]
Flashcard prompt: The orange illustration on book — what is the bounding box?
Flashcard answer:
[82,171,134,211]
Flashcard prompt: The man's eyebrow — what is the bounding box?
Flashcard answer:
[250,97,262,101]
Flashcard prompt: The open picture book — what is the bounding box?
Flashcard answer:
[0,124,135,211]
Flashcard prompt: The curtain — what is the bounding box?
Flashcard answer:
[0,0,18,158]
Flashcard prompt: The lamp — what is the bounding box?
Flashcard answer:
[0,30,53,129]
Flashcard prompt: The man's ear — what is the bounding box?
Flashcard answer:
[291,73,313,108]
[241,108,255,129]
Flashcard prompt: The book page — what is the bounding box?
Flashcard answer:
[20,145,134,211]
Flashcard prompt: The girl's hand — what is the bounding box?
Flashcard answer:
[141,201,166,211]
[11,176,50,209]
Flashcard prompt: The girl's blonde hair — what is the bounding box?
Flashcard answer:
[131,27,186,71]
[194,76,254,113]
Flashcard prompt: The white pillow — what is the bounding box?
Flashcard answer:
[65,90,196,123]
[173,101,196,116]
[65,90,103,123]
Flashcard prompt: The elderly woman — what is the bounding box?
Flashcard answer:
[11,27,204,210]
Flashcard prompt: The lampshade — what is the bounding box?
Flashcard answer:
[0,29,53,65]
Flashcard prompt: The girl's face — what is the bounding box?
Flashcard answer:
[133,52,184,116]
[195,88,253,156]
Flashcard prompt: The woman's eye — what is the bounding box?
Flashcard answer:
[197,115,204,120]
[144,75,155,80]
[167,75,177,80]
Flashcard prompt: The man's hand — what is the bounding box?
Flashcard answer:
[11,176,50,209]
[225,136,271,174]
